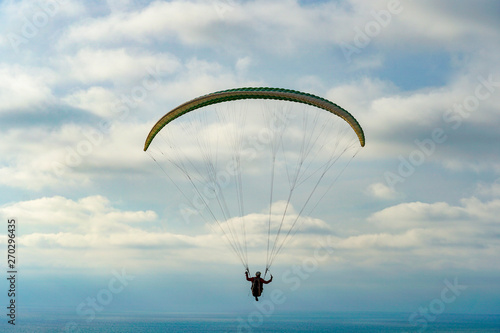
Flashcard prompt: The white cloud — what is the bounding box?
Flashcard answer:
[324,64,500,173]
[54,0,373,55]
[0,121,153,190]
[390,1,500,49]
[0,195,336,272]
[335,229,423,250]
[366,197,500,247]
[0,195,154,231]
[56,48,181,85]
[3,0,498,61]
[0,126,81,190]
[368,201,467,229]
[235,56,252,74]
[366,182,400,200]
[62,86,118,118]
[326,77,397,112]
[213,201,332,247]
[106,0,136,13]
[59,1,222,46]
[344,0,500,54]
[459,196,500,222]
[0,64,55,111]
[475,179,500,198]
[317,194,500,271]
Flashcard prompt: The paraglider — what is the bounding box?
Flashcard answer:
[144,87,364,298]
[245,270,273,301]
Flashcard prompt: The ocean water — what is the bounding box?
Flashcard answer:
[2,312,499,332]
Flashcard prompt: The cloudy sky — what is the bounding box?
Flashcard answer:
[0,0,499,326]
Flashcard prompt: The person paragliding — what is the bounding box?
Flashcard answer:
[245,269,273,301]
[144,87,365,294]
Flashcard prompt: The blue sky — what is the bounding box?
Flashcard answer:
[0,0,499,327]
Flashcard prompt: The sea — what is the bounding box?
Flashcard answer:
[2,311,499,332]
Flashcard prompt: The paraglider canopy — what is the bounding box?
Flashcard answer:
[144,87,365,151]
[145,87,364,273]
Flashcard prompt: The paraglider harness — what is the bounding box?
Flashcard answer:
[251,277,263,297]
[247,268,270,298]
